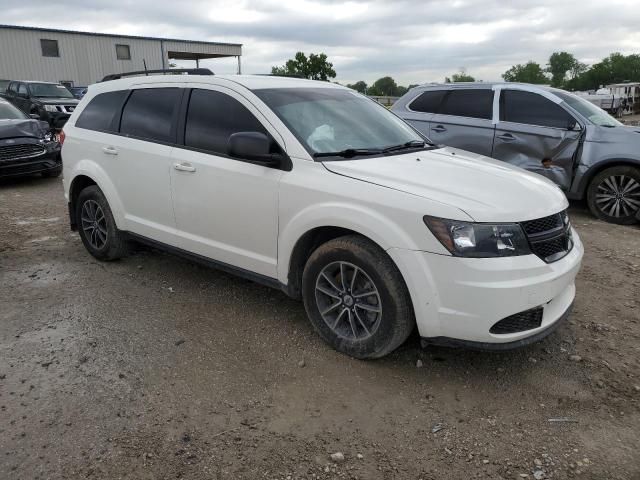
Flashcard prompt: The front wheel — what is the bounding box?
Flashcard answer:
[302,235,415,359]
[587,166,640,225]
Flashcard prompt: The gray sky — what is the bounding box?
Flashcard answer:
[2,0,639,85]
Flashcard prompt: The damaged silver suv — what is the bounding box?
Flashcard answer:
[393,83,640,224]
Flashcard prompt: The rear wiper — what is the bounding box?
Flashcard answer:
[382,140,427,153]
[313,148,382,159]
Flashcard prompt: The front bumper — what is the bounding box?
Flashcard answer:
[0,141,62,178]
[387,228,584,346]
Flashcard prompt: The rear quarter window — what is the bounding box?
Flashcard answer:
[75,90,128,132]
[439,89,494,120]
[409,90,446,113]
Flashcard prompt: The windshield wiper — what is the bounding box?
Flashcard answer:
[382,140,427,153]
[313,148,382,159]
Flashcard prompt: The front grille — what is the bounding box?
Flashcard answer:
[490,307,544,334]
[521,213,563,235]
[521,211,572,263]
[0,144,46,162]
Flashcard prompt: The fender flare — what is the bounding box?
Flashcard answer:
[573,157,640,199]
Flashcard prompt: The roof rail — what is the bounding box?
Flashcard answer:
[100,68,214,82]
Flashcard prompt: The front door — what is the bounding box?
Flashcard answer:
[492,89,582,190]
[170,87,285,278]
[428,88,495,156]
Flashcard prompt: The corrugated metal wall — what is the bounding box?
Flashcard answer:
[0,27,241,86]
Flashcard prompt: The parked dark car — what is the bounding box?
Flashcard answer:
[0,98,62,178]
[69,86,88,99]
[4,81,79,129]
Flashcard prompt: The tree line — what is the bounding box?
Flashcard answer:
[272,51,640,96]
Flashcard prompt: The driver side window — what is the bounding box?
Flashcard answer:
[18,84,28,97]
[501,90,575,129]
[184,89,275,157]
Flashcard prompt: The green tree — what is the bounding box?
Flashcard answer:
[567,52,640,90]
[502,61,548,84]
[271,52,336,81]
[368,76,399,96]
[547,52,582,87]
[445,68,475,83]
[346,80,368,94]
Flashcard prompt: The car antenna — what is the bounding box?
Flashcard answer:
[143,59,148,76]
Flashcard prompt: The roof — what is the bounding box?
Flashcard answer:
[0,24,242,47]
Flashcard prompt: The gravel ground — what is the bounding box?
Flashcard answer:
[1,176,639,480]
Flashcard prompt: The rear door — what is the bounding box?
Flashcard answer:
[493,89,581,190]
[428,88,496,156]
[109,86,182,244]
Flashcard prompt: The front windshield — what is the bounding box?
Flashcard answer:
[0,101,28,120]
[553,90,622,127]
[29,83,75,99]
[254,88,425,157]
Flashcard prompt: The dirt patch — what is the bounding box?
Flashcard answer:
[1,176,639,479]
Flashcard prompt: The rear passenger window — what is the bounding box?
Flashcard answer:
[409,90,445,113]
[184,89,269,156]
[439,90,494,120]
[76,90,128,132]
[120,88,181,142]
[501,90,574,129]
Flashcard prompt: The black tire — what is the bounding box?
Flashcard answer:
[587,166,640,225]
[75,185,128,260]
[301,235,415,359]
[41,165,62,178]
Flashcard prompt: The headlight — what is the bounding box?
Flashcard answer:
[424,216,531,258]
[40,131,54,142]
[43,105,59,112]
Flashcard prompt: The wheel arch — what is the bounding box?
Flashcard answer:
[574,158,640,199]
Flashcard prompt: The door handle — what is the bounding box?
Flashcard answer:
[173,162,196,173]
[102,146,119,155]
[497,133,516,141]
[431,125,446,133]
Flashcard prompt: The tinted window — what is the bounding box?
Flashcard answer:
[76,90,128,132]
[185,89,269,155]
[120,88,181,142]
[440,89,494,120]
[18,84,28,96]
[501,90,574,129]
[409,90,446,113]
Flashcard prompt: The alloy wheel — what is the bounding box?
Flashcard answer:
[595,174,640,218]
[80,199,108,249]
[314,261,382,340]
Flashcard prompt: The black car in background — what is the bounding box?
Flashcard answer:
[0,98,62,178]
[4,81,79,129]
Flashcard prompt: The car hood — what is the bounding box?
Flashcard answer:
[0,119,49,139]
[322,147,569,222]
[33,97,79,105]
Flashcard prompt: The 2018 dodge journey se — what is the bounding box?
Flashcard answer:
[61,71,583,359]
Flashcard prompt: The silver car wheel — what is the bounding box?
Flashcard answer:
[595,174,640,218]
[314,261,382,341]
[81,199,108,249]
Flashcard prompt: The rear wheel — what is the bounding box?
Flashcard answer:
[587,166,640,224]
[302,235,415,359]
[75,185,128,260]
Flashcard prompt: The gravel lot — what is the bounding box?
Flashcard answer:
[1,176,639,480]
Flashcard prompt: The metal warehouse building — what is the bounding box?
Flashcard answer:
[0,24,242,87]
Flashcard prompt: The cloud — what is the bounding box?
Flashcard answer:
[1,0,639,85]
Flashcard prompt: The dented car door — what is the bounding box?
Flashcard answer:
[492,89,582,190]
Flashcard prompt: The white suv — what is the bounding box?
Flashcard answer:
[61,71,583,358]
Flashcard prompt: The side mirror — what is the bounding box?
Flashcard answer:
[228,131,281,167]
[568,118,581,131]
[30,113,41,120]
